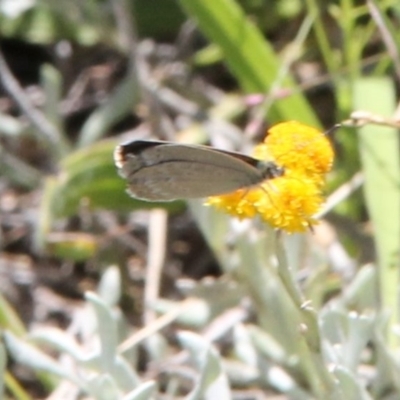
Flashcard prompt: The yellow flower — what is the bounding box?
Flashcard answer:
[256,120,334,179]
[206,121,333,233]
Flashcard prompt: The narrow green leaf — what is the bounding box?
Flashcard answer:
[40,63,70,154]
[353,77,400,347]
[78,75,139,147]
[178,0,319,125]
[0,342,6,398]
[0,293,26,336]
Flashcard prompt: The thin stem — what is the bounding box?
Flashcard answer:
[0,49,70,157]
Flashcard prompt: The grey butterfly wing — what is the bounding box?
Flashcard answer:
[114,141,267,201]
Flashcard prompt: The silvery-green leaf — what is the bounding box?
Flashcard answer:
[178,331,231,400]
[122,381,156,400]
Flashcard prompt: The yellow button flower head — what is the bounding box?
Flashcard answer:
[206,121,334,233]
[256,121,334,182]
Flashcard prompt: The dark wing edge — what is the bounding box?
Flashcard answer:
[114,140,168,169]
[114,140,264,168]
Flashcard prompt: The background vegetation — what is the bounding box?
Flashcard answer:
[0,0,400,399]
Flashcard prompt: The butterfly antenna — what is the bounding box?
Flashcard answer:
[325,123,342,138]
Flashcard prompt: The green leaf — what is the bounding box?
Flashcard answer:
[178,0,319,125]
[353,77,400,347]
[178,331,231,400]
[77,76,139,147]
[4,331,83,387]
[122,381,157,400]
